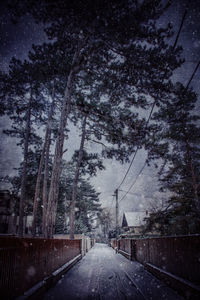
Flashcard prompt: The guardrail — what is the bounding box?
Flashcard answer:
[0,236,81,299]
[135,235,200,285]
[110,238,117,249]
[117,235,200,299]
[53,234,95,256]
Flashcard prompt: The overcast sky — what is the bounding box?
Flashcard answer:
[0,0,200,218]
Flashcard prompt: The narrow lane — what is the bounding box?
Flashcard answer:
[43,243,183,300]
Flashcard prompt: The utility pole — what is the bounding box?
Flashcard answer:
[115,188,119,240]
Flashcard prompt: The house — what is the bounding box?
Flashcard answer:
[121,211,149,234]
[0,190,33,235]
[0,190,15,234]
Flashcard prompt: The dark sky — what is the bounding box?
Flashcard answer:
[0,0,200,212]
[0,0,46,72]
[163,0,200,91]
[0,1,199,86]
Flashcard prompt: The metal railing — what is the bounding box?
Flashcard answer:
[117,235,200,285]
[0,236,81,299]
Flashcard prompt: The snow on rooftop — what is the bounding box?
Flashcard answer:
[123,211,148,227]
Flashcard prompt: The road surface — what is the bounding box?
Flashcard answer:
[43,243,183,300]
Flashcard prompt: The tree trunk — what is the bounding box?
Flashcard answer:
[45,39,86,238]
[32,83,55,236]
[31,140,45,236]
[42,122,52,236]
[45,65,78,237]
[185,138,200,214]
[18,89,32,236]
[64,196,68,233]
[69,115,87,239]
[45,84,72,237]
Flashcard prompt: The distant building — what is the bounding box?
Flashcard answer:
[0,190,33,235]
[121,211,149,234]
[0,190,15,234]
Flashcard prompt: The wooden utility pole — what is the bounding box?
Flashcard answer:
[115,188,119,240]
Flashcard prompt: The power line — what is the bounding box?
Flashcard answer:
[118,59,200,203]
[116,5,200,207]
[119,160,147,203]
[119,190,140,196]
[186,59,200,89]
[116,6,189,191]
[117,148,138,190]
[173,5,188,49]
[118,49,200,205]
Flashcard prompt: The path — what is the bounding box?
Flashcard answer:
[43,243,183,300]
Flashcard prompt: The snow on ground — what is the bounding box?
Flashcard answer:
[43,243,183,300]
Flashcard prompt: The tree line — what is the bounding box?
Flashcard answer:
[0,0,199,238]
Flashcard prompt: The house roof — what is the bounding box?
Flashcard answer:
[122,211,148,227]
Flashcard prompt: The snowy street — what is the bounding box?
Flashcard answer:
[43,243,183,300]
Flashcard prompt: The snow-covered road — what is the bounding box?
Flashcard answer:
[43,243,183,300]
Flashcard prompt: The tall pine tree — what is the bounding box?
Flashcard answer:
[9,0,183,237]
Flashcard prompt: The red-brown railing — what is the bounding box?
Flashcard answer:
[0,236,81,299]
[135,235,200,285]
[118,238,132,259]
[110,238,117,249]
[118,235,200,285]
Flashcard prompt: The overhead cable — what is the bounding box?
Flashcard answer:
[116,6,189,191]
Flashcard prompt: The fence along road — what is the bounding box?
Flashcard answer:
[43,243,183,300]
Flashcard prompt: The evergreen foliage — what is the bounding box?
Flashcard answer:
[54,162,101,234]
[1,0,188,237]
[145,83,200,235]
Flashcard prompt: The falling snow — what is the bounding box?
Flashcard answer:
[44,243,183,300]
